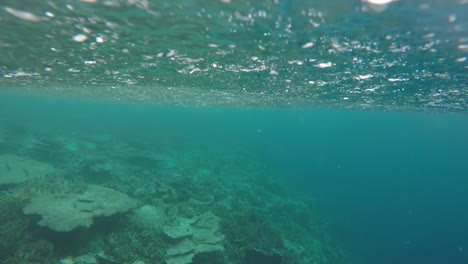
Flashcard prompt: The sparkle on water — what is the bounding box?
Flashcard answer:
[0,0,466,111]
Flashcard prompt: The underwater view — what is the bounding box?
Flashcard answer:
[0,0,467,264]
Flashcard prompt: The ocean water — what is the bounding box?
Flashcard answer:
[1,0,467,264]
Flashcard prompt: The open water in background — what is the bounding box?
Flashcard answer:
[1,0,468,263]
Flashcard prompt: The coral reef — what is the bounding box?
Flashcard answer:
[163,211,224,264]
[106,221,168,263]
[7,240,55,264]
[23,185,137,232]
[0,193,56,264]
[0,154,54,185]
[0,127,346,264]
[0,195,31,260]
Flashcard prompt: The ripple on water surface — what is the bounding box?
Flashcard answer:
[0,0,466,111]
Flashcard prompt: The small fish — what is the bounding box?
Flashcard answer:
[23,168,30,177]
[5,163,11,172]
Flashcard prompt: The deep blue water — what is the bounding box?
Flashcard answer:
[263,110,468,264]
[1,91,467,263]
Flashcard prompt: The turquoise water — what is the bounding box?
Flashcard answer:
[1,0,468,264]
[1,91,467,264]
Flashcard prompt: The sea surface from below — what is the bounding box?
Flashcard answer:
[1,0,466,110]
